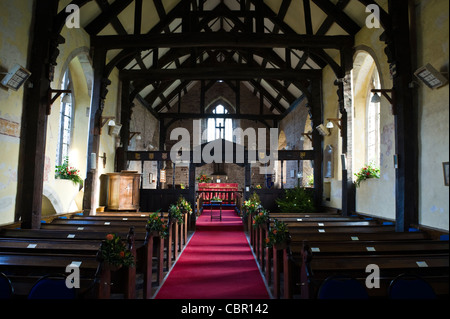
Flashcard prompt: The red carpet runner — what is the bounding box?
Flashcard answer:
[154,209,270,299]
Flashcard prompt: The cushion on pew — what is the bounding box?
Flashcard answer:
[440,234,449,241]
[388,274,437,299]
[318,275,369,299]
[0,272,14,299]
[28,274,76,299]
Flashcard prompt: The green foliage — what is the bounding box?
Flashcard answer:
[55,156,83,186]
[354,163,380,187]
[265,219,289,248]
[252,208,269,228]
[169,204,184,224]
[275,187,315,213]
[177,196,193,215]
[242,192,261,219]
[146,211,169,238]
[98,233,135,268]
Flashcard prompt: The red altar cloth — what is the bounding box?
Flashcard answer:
[198,183,239,203]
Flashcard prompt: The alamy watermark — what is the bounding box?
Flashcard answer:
[65,4,80,29]
[365,4,381,29]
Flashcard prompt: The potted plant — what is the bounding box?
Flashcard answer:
[55,156,83,187]
[354,163,380,188]
[275,187,315,213]
[177,196,193,215]
[97,233,135,270]
[252,208,269,228]
[196,172,212,183]
[169,204,184,224]
[265,219,289,249]
[146,212,169,238]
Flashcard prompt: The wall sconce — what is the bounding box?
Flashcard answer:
[47,88,71,115]
[128,132,142,145]
[371,89,396,115]
[98,152,107,169]
[414,63,448,89]
[100,116,116,134]
[1,64,31,91]
[326,118,342,136]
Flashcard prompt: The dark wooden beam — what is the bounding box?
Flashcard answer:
[85,0,134,35]
[311,0,361,35]
[92,32,354,50]
[158,112,279,121]
[387,0,418,231]
[16,0,60,229]
[120,66,321,81]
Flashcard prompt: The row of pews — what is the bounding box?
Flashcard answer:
[247,210,449,299]
[0,210,191,299]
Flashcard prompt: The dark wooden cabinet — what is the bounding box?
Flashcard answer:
[107,172,141,211]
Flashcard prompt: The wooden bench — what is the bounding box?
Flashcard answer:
[298,243,449,299]
[46,214,181,271]
[0,227,156,299]
[0,227,138,299]
[267,221,424,298]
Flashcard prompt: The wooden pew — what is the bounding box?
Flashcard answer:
[268,222,420,299]
[257,217,389,291]
[0,227,151,299]
[298,242,449,299]
[47,214,181,271]
[0,227,138,299]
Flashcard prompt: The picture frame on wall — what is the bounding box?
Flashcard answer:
[443,162,449,186]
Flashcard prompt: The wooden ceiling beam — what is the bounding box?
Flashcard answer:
[85,0,134,35]
[92,32,353,50]
[311,0,360,35]
[121,65,321,82]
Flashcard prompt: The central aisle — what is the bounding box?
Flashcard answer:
[154,209,271,299]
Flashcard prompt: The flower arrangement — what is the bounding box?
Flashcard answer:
[252,208,269,228]
[265,219,289,248]
[275,187,314,213]
[196,172,212,183]
[211,196,222,202]
[55,156,83,186]
[146,212,169,238]
[354,163,380,187]
[242,192,261,219]
[169,204,184,224]
[98,233,135,268]
[177,196,193,215]
[255,184,262,189]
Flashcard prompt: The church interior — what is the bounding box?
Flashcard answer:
[0,0,448,302]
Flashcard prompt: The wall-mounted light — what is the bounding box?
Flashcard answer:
[99,152,107,169]
[371,89,396,115]
[100,116,116,134]
[47,88,72,115]
[326,118,342,136]
[414,63,448,89]
[1,64,31,91]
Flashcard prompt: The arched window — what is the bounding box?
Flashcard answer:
[367,71,380,166]
[206,104,233,142]
[56,69,73,165]
[352,51,381,170]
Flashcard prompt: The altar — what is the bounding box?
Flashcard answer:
[198,183,239,204]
